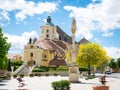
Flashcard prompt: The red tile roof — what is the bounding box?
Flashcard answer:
[35,39,68,56]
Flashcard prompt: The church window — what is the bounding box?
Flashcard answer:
[44,55,47,58]
[59,36,61,40]
[64,37,67,42]
[46,34,49,38]
[30,52,33,57]
[46,29,49,33]
[42,54,47,58]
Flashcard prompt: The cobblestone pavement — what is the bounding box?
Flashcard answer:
[0,74,120,90]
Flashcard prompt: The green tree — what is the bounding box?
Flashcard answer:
[109,58,117,69]
[76,43,110,75]
[0,28,11,70]
[11,59,23,71]
[117,57,120,68]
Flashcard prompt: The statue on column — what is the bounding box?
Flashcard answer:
[69,18,79,83]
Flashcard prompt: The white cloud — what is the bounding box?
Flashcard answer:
[64,0,120,39]
[5,31,38,54]
[102,32,113,37]
[0,10,10,26]
[0,0,58,22]
[104,47,120,59]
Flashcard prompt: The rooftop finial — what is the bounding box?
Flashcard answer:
[45,12,54,26]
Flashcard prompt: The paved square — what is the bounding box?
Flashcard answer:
[0,73,120,90]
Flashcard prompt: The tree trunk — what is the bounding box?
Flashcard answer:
[88,60,91,76]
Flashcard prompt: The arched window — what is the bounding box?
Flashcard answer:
[46,34,49,38]
[42,54,47,58]
[64,37,67,42]
[46,29,49,33]
[30,52,33,57]
[59,36,61,40]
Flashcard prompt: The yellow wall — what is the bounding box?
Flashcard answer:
[25,50,38,61]
[40,49,56,66]
[41,26,57,39]
[24,44,39,62]
[24,44,58,67]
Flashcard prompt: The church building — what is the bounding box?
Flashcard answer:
[23,15,89,67]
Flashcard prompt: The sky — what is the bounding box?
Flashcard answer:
[0,0,120,59]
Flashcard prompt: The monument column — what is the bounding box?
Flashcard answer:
[69,18,79,82]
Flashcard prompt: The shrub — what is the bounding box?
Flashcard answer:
[79,67,88,71]
[11,60,23,66]
[29,73,34,77]
[32,67,47,72]
[6,73,11,78]
[49,67,57,71]
[40,66,49,71]
[45,73,49,77]
[53,73,57,76]
[56,66,68,71]
[34,73,38,76]
[13,74,17,78]
[52,81,60,90]
[86,75,95,80]
[37,73,41,77]
[20,74,24,78]
[11,60,23,71]
[51,80,70,90]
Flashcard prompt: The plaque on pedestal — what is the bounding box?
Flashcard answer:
[69,66,79,83]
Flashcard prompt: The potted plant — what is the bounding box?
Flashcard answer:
[13,74,17,78]
[29,73,34,77]
[53,73,57,76]
[20,74,24,78]
[45,73,49,77]
[37,73,41,77]
[61,80,70,90]
[100,75,107,85]
[93,75,109,90]
[52,81,60,90]
[93,86,109,90]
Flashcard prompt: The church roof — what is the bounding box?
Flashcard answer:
[78,37,90,44]
[35,39,68,56]
[49,57,66,66]
[56,26,72,44]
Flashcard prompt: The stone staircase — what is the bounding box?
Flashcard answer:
[14,65,35,76]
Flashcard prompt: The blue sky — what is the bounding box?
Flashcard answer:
[0,0,120,59]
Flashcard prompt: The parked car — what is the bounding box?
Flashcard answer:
[105,71,111,75]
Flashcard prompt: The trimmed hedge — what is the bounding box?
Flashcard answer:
[56,67,68,71]
[32,66,68,72]
[79,67,88,71]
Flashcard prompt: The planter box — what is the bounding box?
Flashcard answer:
[93,86,109,90]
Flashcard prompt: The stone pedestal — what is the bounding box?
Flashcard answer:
[69,66,79,82]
